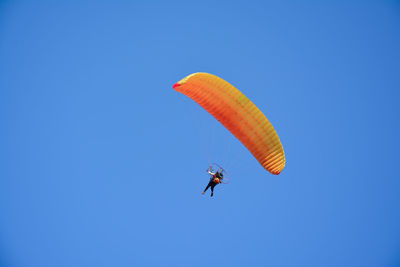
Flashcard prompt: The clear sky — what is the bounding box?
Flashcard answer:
[1,1,400,266]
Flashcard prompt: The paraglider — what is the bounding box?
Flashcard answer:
[202,164,227,197]
[173,72,285,175]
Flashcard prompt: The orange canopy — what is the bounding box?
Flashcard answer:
[173,73,285,175]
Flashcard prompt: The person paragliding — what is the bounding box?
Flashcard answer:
[202,166,224,197]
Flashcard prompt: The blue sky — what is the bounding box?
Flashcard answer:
[1,1,400,266]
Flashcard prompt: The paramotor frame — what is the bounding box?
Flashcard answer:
[208,162,230,184]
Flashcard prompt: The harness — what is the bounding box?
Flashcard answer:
[211,173,222,184]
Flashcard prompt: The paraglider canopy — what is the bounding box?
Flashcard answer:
[173,72,285,175]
